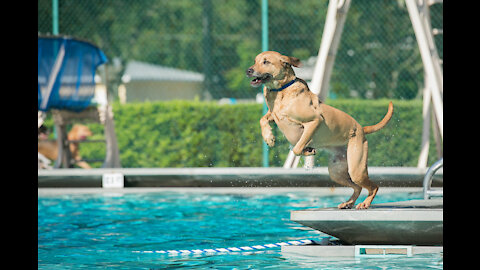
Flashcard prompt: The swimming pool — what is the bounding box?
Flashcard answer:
[38,188,442,269]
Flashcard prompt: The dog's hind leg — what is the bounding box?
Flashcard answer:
[327,146,362,209]
[346,133,378,209]
[292,118,321,156]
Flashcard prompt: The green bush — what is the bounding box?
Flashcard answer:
[42,99,440,168]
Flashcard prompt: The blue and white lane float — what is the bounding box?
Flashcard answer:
[133,239,316,256]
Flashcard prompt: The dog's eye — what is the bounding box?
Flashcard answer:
[263,60,270,65]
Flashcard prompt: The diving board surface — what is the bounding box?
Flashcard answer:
[291,199,443,245]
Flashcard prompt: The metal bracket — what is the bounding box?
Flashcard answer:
[355,245,413,258]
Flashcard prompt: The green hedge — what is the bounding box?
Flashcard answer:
[43,99,439,168]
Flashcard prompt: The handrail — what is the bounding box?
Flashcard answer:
[423,158,443,199]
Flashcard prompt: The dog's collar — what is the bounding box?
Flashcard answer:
[270,78,297,92]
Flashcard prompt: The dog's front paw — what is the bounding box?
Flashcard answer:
[292,146,316,156]
[264,134,275,147]
[302,147,316,156]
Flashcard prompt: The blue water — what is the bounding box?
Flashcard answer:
[38,190,442,269]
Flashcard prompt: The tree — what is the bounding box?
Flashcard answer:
[38,0,440,100]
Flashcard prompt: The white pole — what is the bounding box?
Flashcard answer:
[310,0,351,101]
[406,0,443,139]
[40,40,66,111]
[283,150,302,169]
[417,85,431,168]
[283,150,296,168]
[292,155,301,168]
[303,156,315,169]
[420,0,443,92]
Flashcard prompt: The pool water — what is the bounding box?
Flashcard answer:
[38,190,442,269]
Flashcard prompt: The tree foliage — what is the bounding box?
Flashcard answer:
[41,99,439,168]
[38,0,442,100]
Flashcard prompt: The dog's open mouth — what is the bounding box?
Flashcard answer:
[250,74,271,87]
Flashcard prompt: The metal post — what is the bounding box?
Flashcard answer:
[202,0,213,100]
[52,0,59,35]
[423,158,443,200]
[417,84,431,168]
[406,0,443,138]
[51,0,59,144]
[261,0,269,167]
[310,0,351,101]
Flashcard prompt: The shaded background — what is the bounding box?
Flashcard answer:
[38,0,442,101]
[37,0,442,168]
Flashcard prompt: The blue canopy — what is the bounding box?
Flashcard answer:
[38,36,108,112]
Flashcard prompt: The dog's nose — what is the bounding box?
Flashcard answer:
[246,68,254,76]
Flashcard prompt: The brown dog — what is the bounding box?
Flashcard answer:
[246,51,393,209]
[38,124,93,169]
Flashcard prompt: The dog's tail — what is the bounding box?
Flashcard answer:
[363,101,394,135]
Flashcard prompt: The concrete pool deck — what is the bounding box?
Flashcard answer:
[37,186,424,196]
[38,166,443,188]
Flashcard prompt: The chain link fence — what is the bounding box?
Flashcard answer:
[38,0,442,102]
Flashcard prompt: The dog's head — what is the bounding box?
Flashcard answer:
[246,51,300,88]
[69,124,93,141]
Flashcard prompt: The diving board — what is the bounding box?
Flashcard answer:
[291,199,443,246]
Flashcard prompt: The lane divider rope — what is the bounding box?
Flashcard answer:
[132,239,316,256]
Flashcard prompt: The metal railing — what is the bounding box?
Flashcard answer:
[423,158,443,199]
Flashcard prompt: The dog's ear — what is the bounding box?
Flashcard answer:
[280,55,301,68]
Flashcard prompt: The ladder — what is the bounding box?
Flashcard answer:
[413,0,443,168]
[423,158,443,199]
